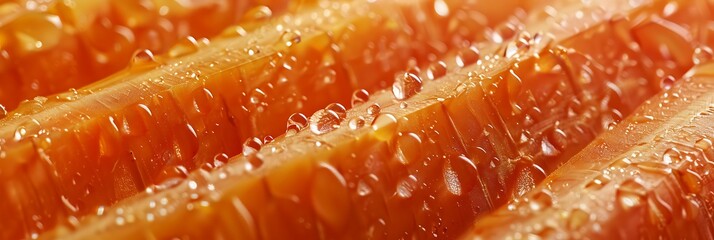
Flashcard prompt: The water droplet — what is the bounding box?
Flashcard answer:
[433,0,450,17]
[662,148,682,164]
[244,46,261,56]
[396,175,418,198]
[192,88,214,114]
[549,128,568,150]
[660,75,676,90]
[426,61,447,81]
[399,102,408,109]
[12,13,63,54]
[348,116,366,130]
[250,88,267,105]
[693,46,713,65]
[13,126,27,141]
[540,138,559,157]
[356,180,372,196]
[366,104,381,116]
[392,72,423,100]
[286,113,308,133]
[263,135,274,144]
[244,5,272,21]
[311,163,350,230]
[0,104,6,118]
[488,22,519,43]
[371,113,397,141]
[213,153,229,167]
[219,25,248,38]
[395,132,422,165]
[455,46,480,68]
[242,137,262,156]
[351,89,370,107]
[309,109,341,135]
[504,35,531,58]
[130,49,160,71]
[168,36,200,58]
[616,179,647,210]
[325,103,346,119]
[281,31,302,47]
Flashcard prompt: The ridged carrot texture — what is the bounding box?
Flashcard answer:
[51,0,714,239]
[0,0,316,110]
[464,60,714,239]
[0,0,525,239]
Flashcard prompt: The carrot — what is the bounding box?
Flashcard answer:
[49,0,714,239]
[464,60,714,239]
[0,0,522,238]
[0,0,313,109]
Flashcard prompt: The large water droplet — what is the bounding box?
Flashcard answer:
[426,61,447,81]
[244,5,272,21]
[693,46,714,65]
[168,36,200,58]
[325,103,346,119]
[662,147,682,164]
[309,109,341,135]
[540,138,559,157]
[356,180,372,196]
[281,31,302,47]
[392,72,423,100]
[242,137,262,156]
[433,0,450,17]
[455,46,480,68]
[286,113,308,133]
[366,103,381,116]
[219,25,248,38]
[130,49,160,71]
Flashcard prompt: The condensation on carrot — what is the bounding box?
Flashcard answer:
[0,0,522,238]
[464,60,714,239]
[48,0,714,239]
